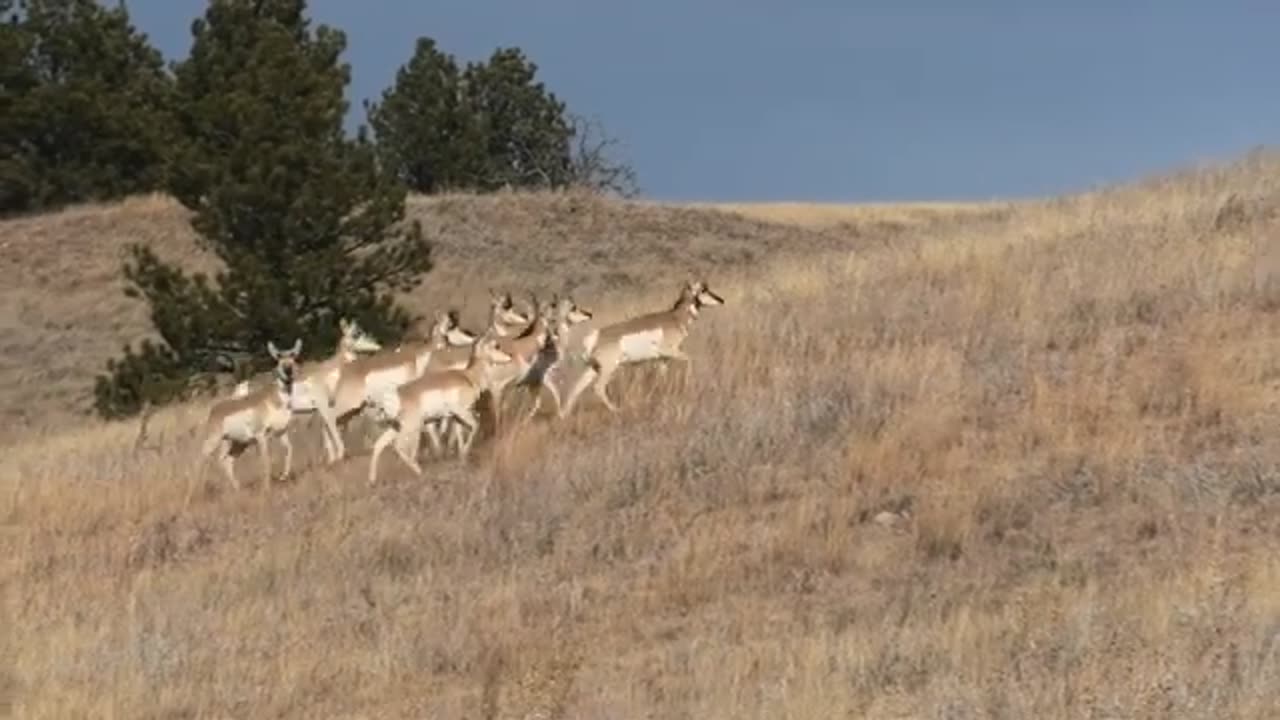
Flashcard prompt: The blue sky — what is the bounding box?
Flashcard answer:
[125,1,1280,202]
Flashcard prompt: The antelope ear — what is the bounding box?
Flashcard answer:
[267,341,280,359]
[291,338,303,355]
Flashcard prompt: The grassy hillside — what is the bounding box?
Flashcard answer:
[0,189,939,440]
[5,150,1280,718]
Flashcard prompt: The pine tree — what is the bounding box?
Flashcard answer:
[367,39,575,193]
[461,47,574,190]
[94,0,432,419]
[364,37,483,193]
[0,0,176,215]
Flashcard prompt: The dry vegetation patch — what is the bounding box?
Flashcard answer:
[5,153,1280,717]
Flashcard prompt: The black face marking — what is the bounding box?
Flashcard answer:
[275,358,297,391]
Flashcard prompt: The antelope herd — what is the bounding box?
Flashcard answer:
[196,280,726,491]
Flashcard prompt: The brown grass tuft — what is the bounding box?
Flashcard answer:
[6,151,1280,717]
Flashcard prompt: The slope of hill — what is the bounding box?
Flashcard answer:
[5,151,1280,718]
[3,189,983,440]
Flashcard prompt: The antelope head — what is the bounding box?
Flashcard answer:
[444,309,479,346]
[266,338,303,392]
[490,289,531,329]
[555,293,594,325]
[677,278,725,313]
[425,311,459,349]
[469,330,515,385]
[539,293,589,347]
[338,317,383,358]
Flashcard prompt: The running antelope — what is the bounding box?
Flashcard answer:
[522,294,595,420]
[284,318,383,463]
[558,279,724,418]
[416,298,525,456]
[485,294,594,425]
[422,293,594,456]
[197,339,303,492]
[327,311,474,462]
[367,331,514,485]
[411,296,519,452]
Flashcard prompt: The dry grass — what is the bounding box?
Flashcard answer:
[6,151,1280,717]
[687,199,1006,230]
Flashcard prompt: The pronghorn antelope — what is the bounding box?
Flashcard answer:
[327,311,473,461]
[419,295,547,457]
[558,279,724,418]
[369,301,514,460]
[486,293,594,424]
[419,290,531,374]
[283,318,383,463]
[522,294,595,420]
[489,289,535,338]
[197,339,303,492]
[367,330,514,485]
[415,299,521,457]
[420,293,593,456]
